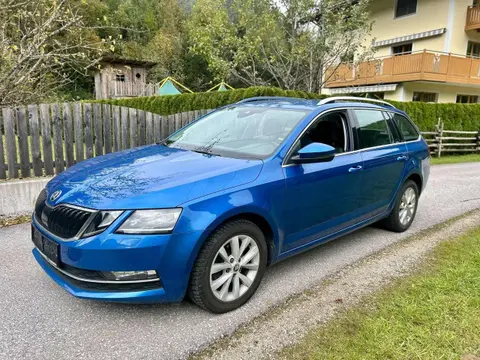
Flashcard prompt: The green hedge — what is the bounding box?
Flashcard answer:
[100,86,480,131]
[101,86,327,115]
[389,101,480,131]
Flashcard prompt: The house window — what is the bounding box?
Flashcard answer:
[115,74,126,82]
[467,41,480,59]
[355,93,385,99]
[457,95,479,103]
[412,92,437,103]
[474,0,480,6]
[395,0,417,18]
[392,43,413,56]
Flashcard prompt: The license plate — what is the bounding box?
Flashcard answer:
[32,226,60,266]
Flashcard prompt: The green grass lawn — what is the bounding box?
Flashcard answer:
[431,154,480,165]
[279,227,480,360]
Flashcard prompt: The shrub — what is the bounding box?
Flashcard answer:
[99,86,480,131]
[100,86,327,116]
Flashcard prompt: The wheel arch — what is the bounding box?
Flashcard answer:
[187,207,279,276]
[406,172,423,195]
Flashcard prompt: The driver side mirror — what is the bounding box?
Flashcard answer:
[290,142,336,164]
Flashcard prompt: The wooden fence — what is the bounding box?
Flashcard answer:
[0,103,212,180]
[421,120,480,157]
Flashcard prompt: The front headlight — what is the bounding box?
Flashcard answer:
[116,208,182,234]
[82,211,123,238]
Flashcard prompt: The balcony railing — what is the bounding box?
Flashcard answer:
[466,5,480,31]
[324,50,480,88]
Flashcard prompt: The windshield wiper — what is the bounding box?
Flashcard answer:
[191,148,220,156]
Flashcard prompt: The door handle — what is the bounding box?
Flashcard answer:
[397,155,408,161]
[348,165,363,173]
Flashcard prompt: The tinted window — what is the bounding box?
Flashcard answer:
[395,0,417,17]
[392,43,412,56]
[384,113,402,143]
[413,92,437,103]
[392,114,419,141]
[354,110,392,149]
[457,94,478,104]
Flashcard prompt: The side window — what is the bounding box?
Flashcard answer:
[392,114,419,141]
[354,110,393,149]
[291,111,348,157]
[383,112,402,143]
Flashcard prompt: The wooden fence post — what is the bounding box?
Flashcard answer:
[28,105,42,177]
[63,103,74,168]
[477,130,480,154]
[16,106,30,178]
[436,118,444,158]
[1,108,16,179]
[39,104,54,176]
[0,109,6,179]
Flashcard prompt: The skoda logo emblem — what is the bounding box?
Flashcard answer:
[50,190,62,202]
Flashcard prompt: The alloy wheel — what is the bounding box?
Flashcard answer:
[399,187,416,226]
[209,235,260,302]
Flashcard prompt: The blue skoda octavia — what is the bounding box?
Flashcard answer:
[32,96,430,313]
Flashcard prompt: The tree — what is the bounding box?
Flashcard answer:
[0,0,111,106]
[106,0,187,83]
[187,0,373,92]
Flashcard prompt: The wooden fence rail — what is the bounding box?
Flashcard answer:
[0,103,212,180]
[421,119,480,158]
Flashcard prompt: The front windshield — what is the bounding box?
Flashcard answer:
[164,106,308,159]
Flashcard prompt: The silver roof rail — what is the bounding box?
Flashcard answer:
[318,96,396,109]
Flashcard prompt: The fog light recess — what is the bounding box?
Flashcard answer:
[102,270,159,282]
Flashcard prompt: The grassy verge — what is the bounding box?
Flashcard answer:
[431,154,480,165]
[279,227,480,360]
[0,215,31,228]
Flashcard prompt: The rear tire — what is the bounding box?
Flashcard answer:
[188,219,267,313]
[380,180,419,233]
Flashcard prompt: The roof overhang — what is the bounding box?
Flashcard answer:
[99,55,157,68]
[328,84,398,94]
[373,28,446,48]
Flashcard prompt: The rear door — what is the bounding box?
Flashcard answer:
[352,109,408,217]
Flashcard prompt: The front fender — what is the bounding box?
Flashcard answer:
[177,185,284,276]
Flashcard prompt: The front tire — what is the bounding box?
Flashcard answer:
[381,180,419,233]
[188,219,268,313]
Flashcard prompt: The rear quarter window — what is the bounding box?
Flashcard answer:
[392,114,419,141]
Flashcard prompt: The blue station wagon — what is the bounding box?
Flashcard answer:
[32,96,430,313]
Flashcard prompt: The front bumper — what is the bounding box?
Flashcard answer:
[31,216,204,303]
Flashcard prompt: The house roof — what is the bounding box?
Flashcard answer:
[99,55,158,68]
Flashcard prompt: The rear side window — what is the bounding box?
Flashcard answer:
[392,114,419,141]
[354,110,393,149]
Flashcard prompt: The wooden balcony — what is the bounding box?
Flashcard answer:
[324,50,480,88]
[465,5,480,31]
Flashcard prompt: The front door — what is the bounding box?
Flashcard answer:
[281,110,364,253]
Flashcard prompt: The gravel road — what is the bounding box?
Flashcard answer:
[1,163,479,360]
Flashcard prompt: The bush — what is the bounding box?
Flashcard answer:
[390,101,480,131]
[100,87,480,131]
[100,86,327,116]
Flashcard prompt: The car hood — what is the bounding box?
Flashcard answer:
[46,145,263,210]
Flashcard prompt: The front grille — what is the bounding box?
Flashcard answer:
[34,190,93,239]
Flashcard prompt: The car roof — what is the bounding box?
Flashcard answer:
[235,96,405,115]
